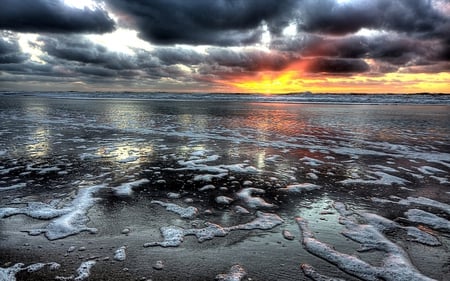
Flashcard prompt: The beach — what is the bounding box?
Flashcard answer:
[1,93,449,281]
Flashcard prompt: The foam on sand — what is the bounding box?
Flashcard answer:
[301,264,346,281]
[173,151,259,177]
[361,212,441,246]
[74,261,96,281]
[236,188,275,209]
[215,196,234,205]
[114,246,127,261]
[55,260,96,281]
[339,171,409,186]
[147,211,283,246]
[7,185,106,240]
[372,196,450,215]
[215,264,247,281]
[151,200,198,219]
[405,209,450,232]
[0,262,60,281]
[0,182,27,192]
[277,183,321,193]
[296,204,437,281]
[0,202,71,219]
[144,226,185,247]
[113,178,150,196]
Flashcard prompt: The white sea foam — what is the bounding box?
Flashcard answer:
[173,153,259,176]
[215,196,234,205]
[430,175,449,184]
[265,155,282,162]
[296,215,436,281]
[118,156,139,163]
[178,154,220,166]
[405,227,441,246]
[148,211,283,246]
[405,209,450,232]
[199,184,216,191]
[144,226,185,247]
[300,157,324,167]
[79,153,101,160]
[0,262,60,281]
[417,166,446,175]
[0,202,71,219]
[215,264,247,281]
[233,205,250,214]
[301,264,346,281]
[114,246,127,261]
[372,196,450,215]
[282,229,295,240]
[230,211,284,231]
[184,222,230,242]
[194,173,227,182]
[167,192,181,199]
[369,165,399,173]
[277,183,321,193]
[74,260,96,281]
[151,200,198,219]
[1,166,23,175]
[18,185,106,240]
[339,171,409,186]
[236,188,275,209]
[360,213,441,246]
[113,179,149,196]
[38,166,61,174]
[0,182,27,192]
[55,260,97,281]
[0,263,26,281]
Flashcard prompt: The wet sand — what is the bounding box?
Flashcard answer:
[1,95,449,280]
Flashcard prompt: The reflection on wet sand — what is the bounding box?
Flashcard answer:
[0,95,449,281]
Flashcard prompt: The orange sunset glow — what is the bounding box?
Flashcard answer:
[221,56,450,94]
[225,71,450,94]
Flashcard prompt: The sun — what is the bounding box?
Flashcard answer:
[223,70,303,94]
[221,60,308,94]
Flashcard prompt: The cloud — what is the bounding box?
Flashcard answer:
[0,0,115,33]
[106,0,297,45]
[272,30,447,73]
[0,35,29,64]
[305,58,370,74]
[206,47,291,71]
[38,35,138,70]
[152,47,205,66]
[296,0,449,37]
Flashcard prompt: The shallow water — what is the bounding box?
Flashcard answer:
[0,94,449,280]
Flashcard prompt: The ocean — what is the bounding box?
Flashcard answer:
[0,92,449,280]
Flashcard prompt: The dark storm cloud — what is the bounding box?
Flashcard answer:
[76,66,117,77]
[38,35,137,70]
[206,47,291,71]
[106,0,297,46]
[272,30,446,73]
[305,58,370,74]
[0,0,115,33]
[153,47,205,66]
[0,37,29,64]
[296,0,449,37]
[0,61,54,76]
[31,35,198,81]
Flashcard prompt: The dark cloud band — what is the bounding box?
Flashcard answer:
[0,0,115,33]
[106,0,297,46]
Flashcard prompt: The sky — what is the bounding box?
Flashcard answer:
[0,0,449,94]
